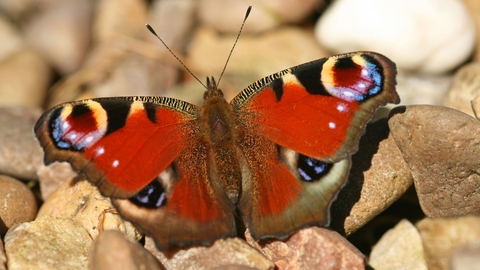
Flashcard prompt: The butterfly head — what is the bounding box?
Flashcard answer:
[203,76,225,102]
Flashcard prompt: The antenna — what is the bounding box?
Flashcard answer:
[216,6,252,86]
[146,6,252,89]
[146,24,207,89]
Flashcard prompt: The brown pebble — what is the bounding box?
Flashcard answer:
[247,227,366,270]
[90,230,164,270]
[389,105,480,217]
[4,216,91,270]
[0,175,37,236]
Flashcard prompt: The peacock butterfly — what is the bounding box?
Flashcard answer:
[35,49,399,250]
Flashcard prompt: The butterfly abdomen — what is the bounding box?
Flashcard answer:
[200,92,243,204]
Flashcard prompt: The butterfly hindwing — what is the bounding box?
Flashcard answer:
[232,52,399,239]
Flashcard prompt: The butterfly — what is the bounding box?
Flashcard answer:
[34,51,399,250]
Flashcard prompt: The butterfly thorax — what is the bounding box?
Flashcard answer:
[200,77,242,204]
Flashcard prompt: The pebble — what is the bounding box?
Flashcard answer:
[198,0,321,34]
[0,17,24,62]
[369,219,427,270]
[389,105,480,218]
[462,0,480,62]
[246,227,366,270]
[0,234,5,270]
[450,242,480,270]
[90,230,163,270]
[417,216,480,270]
[37,175,142,242]
[0,107,44,179]
[329,119,413,235]
[0,49,51,107]
[23,0,93,75]
[145,237,274,270]
[444,62,480,116]
[472,96,480,119]
[0,175,37,235]
[315,0,476,74]
[4,216,91,270]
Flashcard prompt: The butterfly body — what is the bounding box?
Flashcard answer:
[35,52,400,250]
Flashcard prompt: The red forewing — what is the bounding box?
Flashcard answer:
[34,96,200,198]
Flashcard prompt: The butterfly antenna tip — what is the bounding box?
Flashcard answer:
[216,6,252,86]
[146,23,207,89]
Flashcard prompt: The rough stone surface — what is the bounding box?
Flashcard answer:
[389,105,480,217]
[145,237,274,270]
[4,216,92,270]
[0,175,37,236]
[330,119,413,236]
[89,230,164,270]
[369,219,427,270]
[247,227,365,270]
[444,62,480,116]
[0,107,44,179]
[37,176,141,242]
[417,216,480,270]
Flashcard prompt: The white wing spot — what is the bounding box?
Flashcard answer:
[112,160,119,168]
[362,69,369,76]
[337,104,345,112]
[69,134,77,140]
[329,122,336,129]
[96,147,105,156]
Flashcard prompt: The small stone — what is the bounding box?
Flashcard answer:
[0,175,37,236]
[462,0,480,62]
[36,162,78,200]
[37,176,142,242]
[24,0,93,74]
[450,242,480,270]
[0,17,24,63]
[369,219,427,270]
[0,49,51,107]
[246,227,365,270]
[145,237,274,270]
[92,0,148,43]
[315,0,476,74]
[4,216,92,270]
[330,119,413,235]
[0,107,45,179]
[472,96,480,119]
[444,62,480,116]
[198,0,321,33]
[89,230,164,270]
[0,235,6,270]
[396,70,452,106]
[389,105,480,217]
[417,216,480,270]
